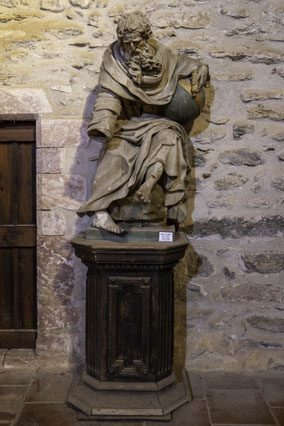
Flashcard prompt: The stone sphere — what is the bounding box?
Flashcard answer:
[163,78,205,126]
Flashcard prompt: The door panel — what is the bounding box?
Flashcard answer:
[0,121,37,348]
[0,248,14,329]
[18,247,36,329]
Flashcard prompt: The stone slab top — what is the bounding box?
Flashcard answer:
[85,225,176,242]
[72,231,188,251]
[71,231,189,267]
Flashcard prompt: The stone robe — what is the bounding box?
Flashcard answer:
[77,39,203,223]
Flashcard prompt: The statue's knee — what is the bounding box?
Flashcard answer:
[156,128,177,142]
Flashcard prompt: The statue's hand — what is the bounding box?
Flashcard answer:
[192,65,209,89]
[88,128,108,143]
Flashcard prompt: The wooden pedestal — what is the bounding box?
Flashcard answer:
[68,232,190,421]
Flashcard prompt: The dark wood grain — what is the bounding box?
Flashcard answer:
[0,330,36,348]
[0,121,36,348]
[0,143,13,225]
[0,248,14,329]
[0,122,35,142]
[0,225,36,247]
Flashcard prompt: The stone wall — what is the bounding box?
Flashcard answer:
[1,0,283,371]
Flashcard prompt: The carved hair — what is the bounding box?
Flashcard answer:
[125,42,162,85]
[116,12,152,43]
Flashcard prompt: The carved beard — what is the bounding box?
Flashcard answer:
[124,41,162,86]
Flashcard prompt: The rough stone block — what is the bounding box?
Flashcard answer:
[220,283,283,304]
[153,11,210,29]
[218,149,264,166]
[50,85,72,93]
[221,7,250,18]
[40,174,86,210]
[210,43,284,64]
[193,127,226,144]
[241,89,284,102]
[214,173,249,191]
[40,0,66,11]
[271,176,284,191]
[241,251,284,274]
[261,124,284,142]
[212,71,253,81]
[69,0,90,8]
[0,89,52,114]
[233,121,255,139]
[247,316,284,333]
[40,119,89,148]
[0,0,14,7]
[275,66,284,78]
[52,26,84,39]
[183,216,284,238]
[36,148,64,174]
[37,210,67,236]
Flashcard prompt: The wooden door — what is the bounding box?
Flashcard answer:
[0,121,37,348]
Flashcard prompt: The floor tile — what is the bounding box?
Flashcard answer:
[0,386,29,400]
[259,377,284,407]
[171,399,211,426]
[15,403,77,426]
[146,399,211,425]
[187,372,205,399]
[0,386,27,423]
[204,373,258,390]
[206,389,276,425]
[0,399,23,423]
[0,369,34,386]
[25,369,73,402]
[272,407,284,426]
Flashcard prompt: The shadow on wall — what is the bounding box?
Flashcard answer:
[52,86,101,366]
[174,81,215,380]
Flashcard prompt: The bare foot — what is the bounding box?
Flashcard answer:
[92,211,123,234]
[135,162,164,204]
[134,179,154,204]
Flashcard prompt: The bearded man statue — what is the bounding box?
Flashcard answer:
[77,11,209,234]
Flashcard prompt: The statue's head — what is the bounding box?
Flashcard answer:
[116,12,152,55]
[116,12,162,85]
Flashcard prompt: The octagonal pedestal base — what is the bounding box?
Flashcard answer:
[68,368,191,421]
[68,232,190,421]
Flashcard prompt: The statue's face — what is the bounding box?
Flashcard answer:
[121,37,145,56]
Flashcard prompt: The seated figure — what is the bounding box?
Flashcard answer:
[77,11,209,234]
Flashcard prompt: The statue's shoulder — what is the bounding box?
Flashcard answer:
[103,41,118,61]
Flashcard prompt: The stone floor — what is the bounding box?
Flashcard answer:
[0,367,283,426]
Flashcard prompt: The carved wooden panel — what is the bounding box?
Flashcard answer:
[150,269,174,379]
[86,270,108,379]
[108,276,150,379]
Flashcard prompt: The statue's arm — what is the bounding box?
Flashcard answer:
[180,53,210,89]
[88,88,122,140]
[192,64,209,89]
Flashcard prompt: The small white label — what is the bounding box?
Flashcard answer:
[159,232,174,242]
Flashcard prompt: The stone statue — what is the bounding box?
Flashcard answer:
[77,11,209,234]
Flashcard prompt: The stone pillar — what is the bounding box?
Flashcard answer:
[68,232,191,421]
